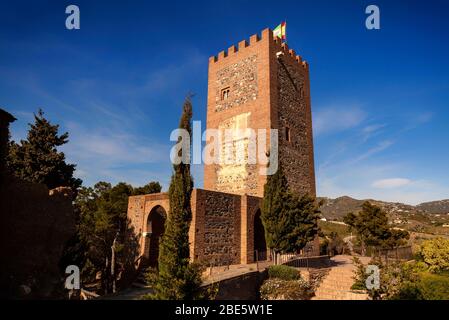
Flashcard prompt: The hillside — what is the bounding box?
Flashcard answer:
[416,199,449,214]
[318,196,449,236]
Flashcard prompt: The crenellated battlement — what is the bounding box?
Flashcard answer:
[209,28,308,70]
[209,29,264,64]
[275,38,308,70]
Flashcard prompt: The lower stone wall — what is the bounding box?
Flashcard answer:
[202,270,267,300]
[193,189,242,266]
[0,175,76,299]
[126,189,265,268]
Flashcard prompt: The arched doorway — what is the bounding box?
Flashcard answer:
[144,205,166,267]
[253,209,267,261]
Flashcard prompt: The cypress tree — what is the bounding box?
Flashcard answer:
[261,165,289,262]
[151,96,202,299]
[261,164,319,262]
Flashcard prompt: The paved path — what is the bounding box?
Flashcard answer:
[312,255,369,300]
[202,260,272,286]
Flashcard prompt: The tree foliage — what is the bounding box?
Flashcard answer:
[61,180,161,294]
[261,165,319,255]
[344,201,409,249]
[419,237,449,273]
[133,181,162,195]
[352,255,449,300]
[150,96,203,300]
[7,109,82,193]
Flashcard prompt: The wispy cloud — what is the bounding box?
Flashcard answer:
[313,105,366,136]
[353,140,394,163]
[61,121,171,187]
[372,178,411,189]
[361,123,386,142]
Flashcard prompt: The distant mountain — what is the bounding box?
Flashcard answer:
[416,199,449,214]
[317,196,449,221]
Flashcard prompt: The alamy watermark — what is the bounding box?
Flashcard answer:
[170,122,279,176]
[365,265,380,290]
[65,5,80,30]
[65,265,80,290]
[365,5,380,30]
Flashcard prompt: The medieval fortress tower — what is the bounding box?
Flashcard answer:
[127,28,317,267]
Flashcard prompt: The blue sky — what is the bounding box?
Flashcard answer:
[1,0,448,204]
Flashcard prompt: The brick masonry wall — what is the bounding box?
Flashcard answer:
[204,28,316,198]
[204,29,274,197]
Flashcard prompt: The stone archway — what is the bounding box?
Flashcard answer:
[253,209,267,261]
[144,205,167,267]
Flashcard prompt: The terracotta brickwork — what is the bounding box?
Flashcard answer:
[204,28,316,198]
[204,29,274,197]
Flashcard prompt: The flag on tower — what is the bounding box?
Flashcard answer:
[273,21,287,41]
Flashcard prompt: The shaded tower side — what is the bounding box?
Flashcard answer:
[273,40,316,197]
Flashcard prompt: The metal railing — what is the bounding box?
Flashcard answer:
[353,245,413,262]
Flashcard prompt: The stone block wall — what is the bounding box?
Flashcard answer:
[275,42,316,197]
[192,189,242,266]
[127,189,264,267]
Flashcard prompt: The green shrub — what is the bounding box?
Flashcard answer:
[417,272,449,300]
[268,265,300,280]
[419,238,449,273]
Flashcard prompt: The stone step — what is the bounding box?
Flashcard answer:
[318,282,353,287]
[318,282,354,288]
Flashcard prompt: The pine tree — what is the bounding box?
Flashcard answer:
[7,109,82,193]
[132,181,162,195]
[344,201,409,250]
[151,96,202,300]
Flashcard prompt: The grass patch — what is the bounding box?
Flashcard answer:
[318,220,350,237]
[268,265,300,280]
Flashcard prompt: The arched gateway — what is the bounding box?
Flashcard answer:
[143,205,166,267]
[253,209,267,261]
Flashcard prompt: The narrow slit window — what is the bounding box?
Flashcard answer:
[221,87,230,100]
[285,127,291,142]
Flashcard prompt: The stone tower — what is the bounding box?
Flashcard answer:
[204,28,316,198]
[127,28,320,268]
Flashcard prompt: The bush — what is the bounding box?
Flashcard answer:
[419,238,449,273]
[260,278,314,300]
[417,272,449,300]
[268,265,300,281]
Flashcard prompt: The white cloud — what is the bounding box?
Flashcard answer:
[313,105,365,136]
[317,160,449,205]
[372,178,411,189]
